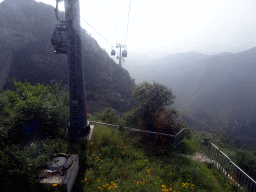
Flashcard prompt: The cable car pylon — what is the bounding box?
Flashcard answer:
[111,43,127,67]
[51,0,90,140]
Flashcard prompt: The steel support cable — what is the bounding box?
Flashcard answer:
[125,0,131,44]
[80,16,113,47]
[54,0,65,23]
[105,0,120,43]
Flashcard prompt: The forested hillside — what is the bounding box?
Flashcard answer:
[0,0,136,114]
[124,49,256,148]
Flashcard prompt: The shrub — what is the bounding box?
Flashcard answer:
[94,108,124,125]
[0,78,69,145]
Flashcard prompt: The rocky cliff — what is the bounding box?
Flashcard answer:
[0,0,136,114]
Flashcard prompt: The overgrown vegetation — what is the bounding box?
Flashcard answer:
[80,124,242,192]
[0,79,252,192]
[129,81,179,134]
[0,78,69,192]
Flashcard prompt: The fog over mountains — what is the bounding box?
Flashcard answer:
[0,0,135,114]
[123,48,256,144]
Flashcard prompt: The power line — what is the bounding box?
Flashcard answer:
[105,0,120,43]
[80,16,113,47]
[125,0,131,44]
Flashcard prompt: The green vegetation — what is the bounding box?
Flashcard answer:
[0,80,248,192]
[0,79,69,192]
[127,81,180,135]
[93,108,124,125]
[77,124,242,192]
[192,130,256,181]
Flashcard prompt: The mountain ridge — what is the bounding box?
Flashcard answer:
[0,0,136,114]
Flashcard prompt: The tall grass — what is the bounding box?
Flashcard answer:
[80,124,242,192]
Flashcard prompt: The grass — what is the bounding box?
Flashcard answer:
[73,124,242,192]
[0,80,247,191]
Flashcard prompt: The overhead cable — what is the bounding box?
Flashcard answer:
[105,0,120,42]
[125,0,131,44]
[80,16,113,47]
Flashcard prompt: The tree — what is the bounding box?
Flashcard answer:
[130,81,176,133]
[94,108,124,125]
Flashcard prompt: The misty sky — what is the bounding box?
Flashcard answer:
[2,0,256,58]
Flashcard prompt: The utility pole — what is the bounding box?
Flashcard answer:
[116,43,126,67]
[64,0,90,140]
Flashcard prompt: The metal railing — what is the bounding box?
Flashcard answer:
[89,121,185,148]
[199,140,256,192]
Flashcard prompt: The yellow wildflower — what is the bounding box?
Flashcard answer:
[99,167,101,169]
[52,184,57,187]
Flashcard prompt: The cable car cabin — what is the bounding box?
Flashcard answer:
[51,25,67,54]
[111,49,116,56]
[122,50,127,57]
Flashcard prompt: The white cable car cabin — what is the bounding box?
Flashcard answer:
[51,25,67,54]
[122,50,127,57]
[111,49,116,56]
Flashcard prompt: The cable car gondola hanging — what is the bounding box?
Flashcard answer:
[51,24,67,54]
[111,49,116,56]
[122,50,127,57]
[51,0,67,54]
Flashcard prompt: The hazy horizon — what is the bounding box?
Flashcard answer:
[1,0,256,59]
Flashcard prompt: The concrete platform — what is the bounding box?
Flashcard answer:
[39,154,79,192]
[85,124,95,140]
